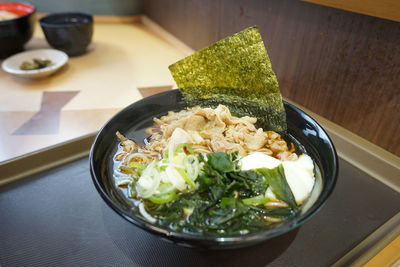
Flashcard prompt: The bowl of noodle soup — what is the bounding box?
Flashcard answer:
[90,89,338,249]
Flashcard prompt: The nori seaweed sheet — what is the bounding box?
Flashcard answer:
[169,26,286,131]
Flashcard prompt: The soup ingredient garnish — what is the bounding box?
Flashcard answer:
[20,58,53,70]
[113,26,316,235]
[169,26,286,132]
[117,104,296,162]
[240,152,315,205]
[121,147,302,235]
[114,105,315,235]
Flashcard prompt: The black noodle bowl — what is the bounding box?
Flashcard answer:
[90,89,338,249]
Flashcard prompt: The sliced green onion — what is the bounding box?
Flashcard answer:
[135,142,202,200]
[139,203,157,223]
[184,154,200,180]
[128,179,137,198]
[149,188,177,204]
[183,207,194,216]
[176,167,196,188]
[135,162,160,198]
[168,140,175,164]
[157,182,175,194]
[165,165,187,191]
[174,143,194,155]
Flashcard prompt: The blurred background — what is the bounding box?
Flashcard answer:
[143,0,400,157]
[23,0,143,15]
[27,0,398,156]
[1,0,399,158]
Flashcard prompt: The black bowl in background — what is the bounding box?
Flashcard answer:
[0,2,36,59]
[90,89,338,249]
[39,12,93,57]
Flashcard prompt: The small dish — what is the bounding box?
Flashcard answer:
[39,12,93,57]
[1,48,68,78]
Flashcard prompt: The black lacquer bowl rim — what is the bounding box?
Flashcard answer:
[39,12,93,28]
[90,89,338,248]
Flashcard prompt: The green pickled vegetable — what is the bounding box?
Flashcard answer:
[20,58,53,70]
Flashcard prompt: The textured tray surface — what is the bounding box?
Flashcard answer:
[1,158,399,267]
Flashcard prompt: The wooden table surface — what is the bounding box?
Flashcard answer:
[0,20,186,162]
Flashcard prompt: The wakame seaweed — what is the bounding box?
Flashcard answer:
[257,166,298,210]
[169,26,287,132]
[143,151,297,236]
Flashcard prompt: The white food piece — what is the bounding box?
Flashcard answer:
[138,203,157,223]
[169,127,204,146]
[240,152,281,169]
[169,127,192,143]
[165,165,186,191]
[265,187,277,200]
[136,163,160,198]
[240,152,315,204]
[282,155,315,204]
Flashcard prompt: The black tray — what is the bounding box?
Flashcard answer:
[1,156,399,267]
